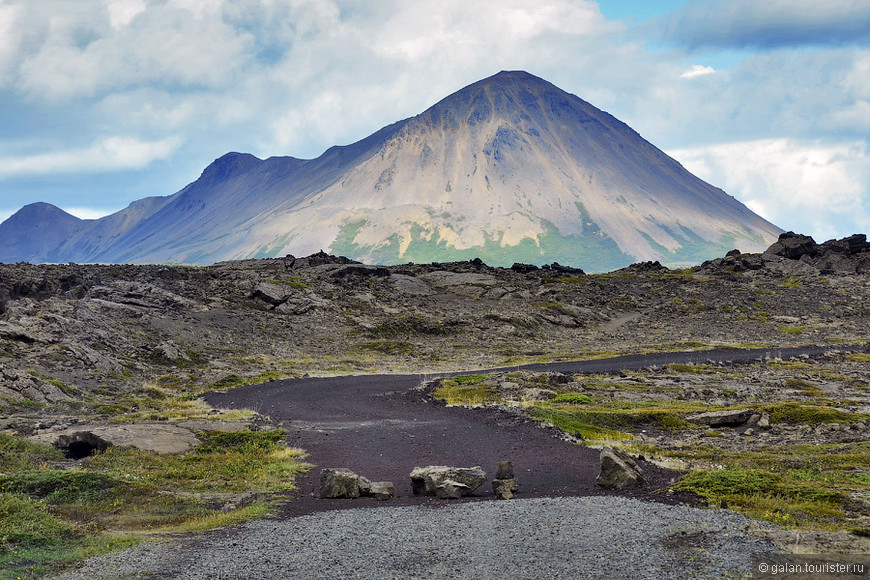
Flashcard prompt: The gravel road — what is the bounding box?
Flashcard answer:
[53,348,817,579]
[50,496,776,580]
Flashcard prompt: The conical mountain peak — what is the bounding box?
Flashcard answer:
[0,72,781,269]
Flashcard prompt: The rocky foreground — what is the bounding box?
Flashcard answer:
[2,231,870,577]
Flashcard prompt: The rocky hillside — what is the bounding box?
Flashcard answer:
[0,231,867,419]
[0,71,781,270]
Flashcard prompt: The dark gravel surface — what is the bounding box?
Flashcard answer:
[204,345,858,516]
[205,371,690,516]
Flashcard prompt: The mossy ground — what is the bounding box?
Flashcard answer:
[432,355,870,533]
[0,430,310,580]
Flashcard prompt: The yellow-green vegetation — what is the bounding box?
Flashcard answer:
[529,406,633,440]
[489,362,870,533]
[101,371,297,423]
[760,402,866,425]
[433,374,498,406]
[0,430,310,580]
[670,442,870,530]
[531,400,703,435]
[778,325,809,335]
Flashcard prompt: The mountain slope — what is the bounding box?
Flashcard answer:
[0,203,84,263]
[0,71,781,270]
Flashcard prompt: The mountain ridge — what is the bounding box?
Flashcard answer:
[0,70,781,270]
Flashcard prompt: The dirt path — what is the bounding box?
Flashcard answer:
[204,345,863,516]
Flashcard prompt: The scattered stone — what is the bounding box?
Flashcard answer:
[491,461,519,499]
[318,468,394,500]
[368,481,395,501]
[686,409,755,427]
[758,414,771,429]
[319,468,363,499]
[410,466,487,497]
[435,479,470,499]
[492,478,519,500]
[596,447,644,489]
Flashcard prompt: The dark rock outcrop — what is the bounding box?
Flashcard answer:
[596,447,645,489]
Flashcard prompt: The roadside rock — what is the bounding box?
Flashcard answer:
[319,468,395,500]
[368,481,395,501]
[492,478,519,499]
[319,468,364,499]
[435,479,470,499]
[410,465,487,497]
[596,447,645,489]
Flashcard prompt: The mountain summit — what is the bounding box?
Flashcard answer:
[0,71,781,270]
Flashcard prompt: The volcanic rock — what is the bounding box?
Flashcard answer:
[596,447,645,489]
[410,465,487,497]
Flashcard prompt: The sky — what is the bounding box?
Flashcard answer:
[1,0,869,243]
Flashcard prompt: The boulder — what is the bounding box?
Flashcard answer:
[251,282,288,306]
[686,409,755,427]
[596,447,645,489]
[763,232,818,260]
[435,479,470,499]
[492,478,519,500]
[54,431,111,459]
[410,465,487,497]
[319,468,363,499]
[318,468,394,500]
[28,423,200,456]
[369,481,395,501]
[154,340,191,363]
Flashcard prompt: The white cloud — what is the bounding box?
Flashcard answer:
[679,64,715,78]
[0,3,23,82]
[106,0,146,29]
[0,136,182,177]
[668,138,870,240]
[12,0,255,100]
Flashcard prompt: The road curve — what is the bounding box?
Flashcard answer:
[204,344,866,516]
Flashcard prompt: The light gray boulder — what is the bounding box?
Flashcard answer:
[369,481,395,501]
[319,468,394,500]
[410,465,486,497]
[435,479,470,499]
[319,468,363,499]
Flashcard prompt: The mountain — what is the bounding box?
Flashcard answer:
[0,71,781,271]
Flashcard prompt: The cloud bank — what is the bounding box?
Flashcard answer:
[0,0,868,244]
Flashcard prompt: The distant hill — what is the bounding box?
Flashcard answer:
[0,71,781,271]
